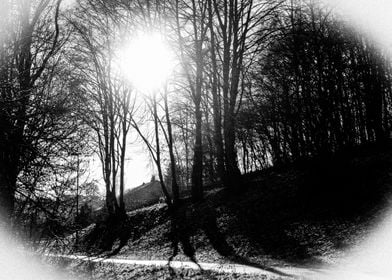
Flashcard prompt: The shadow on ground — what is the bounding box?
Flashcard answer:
[77,204,169,257]
[167,202,294,279]
[75,142,392,277]
[223,142,392,266]
[167,142,392,273]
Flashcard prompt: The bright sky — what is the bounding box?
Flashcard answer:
[111,32,176,192]
[123,141,155,189]
[88,137,154,193]
[320,0,392,48]
[119,32,176,92]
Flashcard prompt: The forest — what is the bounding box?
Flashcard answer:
[0,0,392,278]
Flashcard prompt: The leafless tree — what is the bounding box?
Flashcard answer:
[0,0,80,226]
[69,0,136,219]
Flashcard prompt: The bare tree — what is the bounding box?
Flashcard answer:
[172,0,208,201]
[0,0,72,225]
[69,0,136,219]
[243,1,392,167]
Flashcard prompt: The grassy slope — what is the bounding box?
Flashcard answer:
[123,181,164,211]
[67,142,392,271]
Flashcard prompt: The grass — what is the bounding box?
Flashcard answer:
[49,142,392,278]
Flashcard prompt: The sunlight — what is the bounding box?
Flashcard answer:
[321,0,392,48]
[119,32,175,93]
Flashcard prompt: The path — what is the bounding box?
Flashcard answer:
[46,254,389,279]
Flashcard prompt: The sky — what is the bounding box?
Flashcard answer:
[121,141,154,189]
[87,137,154,193]
[320,0,392,48]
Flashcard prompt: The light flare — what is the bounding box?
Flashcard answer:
[118,32,176,93]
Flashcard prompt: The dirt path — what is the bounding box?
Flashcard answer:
[47,254,304,278]
[46,254,387,279]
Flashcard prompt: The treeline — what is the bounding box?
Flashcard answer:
[0,0,391,240]
[238,2,392,169]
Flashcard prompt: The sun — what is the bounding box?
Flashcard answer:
[119,32,176,93]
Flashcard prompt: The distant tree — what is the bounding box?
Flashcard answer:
[203,0,283,187]
[243,1,392,167]
[14,155,97,243]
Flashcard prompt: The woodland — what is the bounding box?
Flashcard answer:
[0,0,391,277]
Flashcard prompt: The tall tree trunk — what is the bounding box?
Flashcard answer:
[189,0,206,202]
[119,128,126,215]
[191,103,203,201]
[208,0,225,184]
[103,110,115,217]
[223,108,241,188]
[164,93,180,205]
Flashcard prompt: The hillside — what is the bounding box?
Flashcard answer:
[123,178,195,211]
[123,180,164,211]
[53,142,392,277]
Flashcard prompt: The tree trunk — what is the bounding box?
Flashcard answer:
[0,160,15,225]
[164,93,180,205]
[208,0,225,183]
[191,103,203,202]
[189,0,205,202]
[119,134,126,215]
[223,111,241,188]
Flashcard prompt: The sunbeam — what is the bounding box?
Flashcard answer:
[118,32,176,93]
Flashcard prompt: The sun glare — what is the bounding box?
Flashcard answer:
[119,32,175,93]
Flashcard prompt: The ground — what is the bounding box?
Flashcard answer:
[46,142,392,279]
[57,259,284,280]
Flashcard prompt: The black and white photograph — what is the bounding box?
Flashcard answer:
[1,0,392,279]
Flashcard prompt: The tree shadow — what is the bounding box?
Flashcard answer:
[80,143,392,276]
[168,203,198,264]
[219,145,392,267]
[80,205,169,257]
[200,203,294,278]
[166,201,294,279]
[79,215,134,257]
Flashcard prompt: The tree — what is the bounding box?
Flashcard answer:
[69,0,136,219]
[243,1,392,167]
[171,0,208,201]
[0,0,80,225]
[205,0,283,188]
